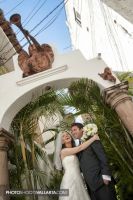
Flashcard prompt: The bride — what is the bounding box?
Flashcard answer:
[54,131,100,200]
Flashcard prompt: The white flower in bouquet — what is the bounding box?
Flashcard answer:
[81,123,98,142]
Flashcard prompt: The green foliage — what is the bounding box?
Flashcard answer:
[8,77,133,200]
[58,78,133,200]
[47,170,63,200]
[0,65,9,75]
[9,89,63,200]
[116,72,133,95]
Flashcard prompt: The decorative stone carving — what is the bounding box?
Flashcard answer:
[0,128,14,200]
[18,42,54,77]
[103,81,133,136]
[98,67,116,83]
[0,9,22,53]
[10,13,54,78]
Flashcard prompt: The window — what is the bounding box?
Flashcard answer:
[73,8,81,27]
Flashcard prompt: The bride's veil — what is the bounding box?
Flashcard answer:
[53,132,63,170]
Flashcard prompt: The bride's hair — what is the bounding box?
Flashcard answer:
[54,131,75,170]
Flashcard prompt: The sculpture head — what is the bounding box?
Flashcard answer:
[10,13,22,28]
[41,44,54,64]
[104,67,112,75]
[10,13,55,77]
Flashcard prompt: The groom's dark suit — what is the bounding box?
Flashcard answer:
[77,140,117,200]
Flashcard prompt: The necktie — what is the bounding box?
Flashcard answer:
[79,139,82,145]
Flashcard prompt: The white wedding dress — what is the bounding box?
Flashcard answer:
[59,155,91,200]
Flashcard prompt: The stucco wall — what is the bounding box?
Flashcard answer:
[0,49,120,131]
[102,0,133,24]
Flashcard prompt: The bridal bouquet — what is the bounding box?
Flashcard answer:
[81,123,98,142]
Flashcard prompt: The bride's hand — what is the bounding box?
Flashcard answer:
[93,134,100,141]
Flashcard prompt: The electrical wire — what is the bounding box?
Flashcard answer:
[22,0,42,26]
[1,0,43,52]
[5,0,25,16]
[2,0,69,65]
[35,10,62,37]
[34,0,71,51]
[15,0,48,37]
[2,0,60,57]
[30,0,65,33]
[16,0,42,34]
[34,0,69,37]
[1,0,65,54]
[0,0,26,52]
[17,0,69,48]
[23,0,48,28]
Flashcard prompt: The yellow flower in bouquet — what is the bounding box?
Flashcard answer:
[81,123,98,142]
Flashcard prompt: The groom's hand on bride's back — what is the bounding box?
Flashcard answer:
[92,134,100,141]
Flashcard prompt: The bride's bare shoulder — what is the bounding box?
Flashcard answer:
[60,148,68,159]
[61,148,67,155]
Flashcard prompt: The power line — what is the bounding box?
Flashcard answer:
[63,45,72,50]
[16,0,41,34]
[20,0,69,52]
[1,0,65,54]
[2,0,69,66]
[30,0,65,33]
[20,0,69,49]
[0,0,26,52]
[34,11,62,37]
[34,0,69,37]
[0,0,42,52]
[23,0,48,28]
[5,0,25,16]
[22,0,41,25]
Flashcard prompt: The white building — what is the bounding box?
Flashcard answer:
[0,27,16,73]
[65,0,133,72]
[102,0,133,24]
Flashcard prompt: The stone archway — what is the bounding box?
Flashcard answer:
[1,50,133,136]
[0,50,119,131]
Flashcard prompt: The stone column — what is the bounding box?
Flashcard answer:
[0,128,14,200]
[103,81,133,137]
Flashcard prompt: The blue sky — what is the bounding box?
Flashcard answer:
[0,0,71,53]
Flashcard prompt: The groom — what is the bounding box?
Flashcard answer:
[71,122,117,200]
